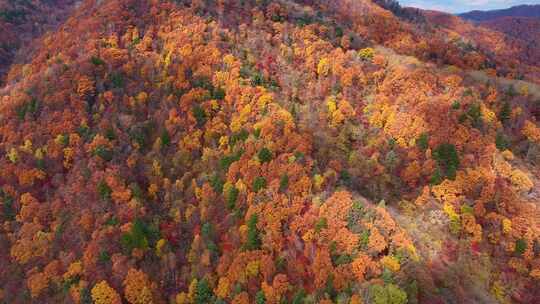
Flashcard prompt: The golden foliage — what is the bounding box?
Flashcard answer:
[522,120,540,143]
[510,169,533,192]
[381,255,400,272]
[27,272,49,298]
[215,277,230,299]
[317,58,330,77]
[123,268,154,304]
[63,261,83,280]
[91,281,122,304]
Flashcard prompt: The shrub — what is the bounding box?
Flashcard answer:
[315,217,328,233]
[207,241,219,256]
[16,98,40,120]
[515,239,527,256]
[90,56,105,66]
[292,289,306,304]
[499,101,511,124]
[333,254,352,266]
[80,287,92,304]
[194,279,214,304]
[254,128,262,138]
[270,14,285,22]
[130,128,149,150]
[201,222,214,239]
[130,183,144,201]
[433,143,460,180]
[240,66,279,90]
[105,217,119,226]
[251,73,265,86]
[245,214,261,250]
[279,174,289,192]
[210,174,224,194]
[192,105,207,127]
[78,125,93,141]
[97,180,112,200]
[255,291,266,304]
[359,230,370,248]
[335,26,344,37]
[212,87,226,100]
[93,145,113,161]
[160,129,171,147]
[1,191,15,221]
[347,201,364,232]
[225,186,239,210]
[417,133,429,151]
[253,176,267,192]
[339,170,352,184]
[120,218,159,252]
[296,14,312,26]
[192,77,213,90]
[98,250,110,263]
[430,167,443,185]
[230,129,249,146]
[384,151,399,171]
[220,149,243,171]
[465,103,482,128]
[105,128,116,140]
[370,284,407,304]
[495,133,510,151]
[109,72,124,88]
[258,147,272,163]
[359,48,375,61]
[449,217,461,235]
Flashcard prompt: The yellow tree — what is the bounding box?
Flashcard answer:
[91,281,122,304]
[123,268,154,304]
[523,120,540,143]
[27,271,49,298]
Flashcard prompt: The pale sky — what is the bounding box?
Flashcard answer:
[399,0,540,13]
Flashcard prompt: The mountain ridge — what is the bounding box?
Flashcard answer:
[458,4,540,22]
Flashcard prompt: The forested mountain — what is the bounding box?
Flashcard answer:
[424,9,540,83]
[1,0,540,303]
[459,4,540,22]
[480,17,540,70]
[0,0,77,84]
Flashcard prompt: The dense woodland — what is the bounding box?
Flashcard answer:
[424,9,540,83]
[1,0,540,303]
[0,0,76,81]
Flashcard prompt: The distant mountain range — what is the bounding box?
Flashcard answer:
[453,4,540,68]
[458,4,540,22]
[481,16,540,42]
[420,3,540,81]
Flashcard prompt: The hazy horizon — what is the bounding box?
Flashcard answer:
[399,0,540,14]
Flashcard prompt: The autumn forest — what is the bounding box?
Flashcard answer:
[1,0,540,303]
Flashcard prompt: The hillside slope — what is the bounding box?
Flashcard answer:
[0,0,77,85]
[456,4,540,75]
[424,9,540,83]
[1,0,540,303]
[479,17,540,67]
